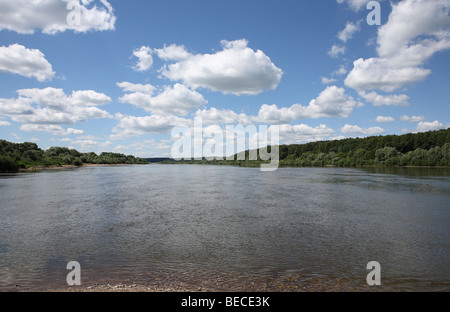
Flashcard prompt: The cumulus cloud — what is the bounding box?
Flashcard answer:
[334,65,348,76]
[256,86,358,124]
[256,104,306,125]
[154,44,192,61]
[0,0,116,34]
[276,124,336,144]
[0,120,11,126]
[345,0,450,92]
[345,57,431,92]
[132,46,153,72]
[321,77,337,84]
[338,21,361,42]
[400,115,425,123]
[20,124,84,136]
[359,91,410,106]
[376,0,450,59]
[336,0,375,11]
[118,83,207,116]
[195,108,253,126]
[0,44,55,81]
[0,87,112,134]
[304,86,358,119]
[415,120,447,133]
[161,39,283,95]
[111,113,191,139]
[341,124,385,135]
[328,45,346,58]
[113,139,172,158]
[116,82,156,95]
[375,116,395,123]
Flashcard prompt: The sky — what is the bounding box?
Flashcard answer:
[0,0,449,158]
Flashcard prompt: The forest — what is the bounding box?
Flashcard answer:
[2,128,449,172]
[166,128,450,168]
[0,140,148,172]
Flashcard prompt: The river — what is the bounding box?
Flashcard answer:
[0,165,449,291]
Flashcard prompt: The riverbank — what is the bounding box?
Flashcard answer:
[35,268,384,293]
[41,276,379,293]
[18,163,141,172]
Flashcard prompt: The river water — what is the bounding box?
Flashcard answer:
[0,165,449,291]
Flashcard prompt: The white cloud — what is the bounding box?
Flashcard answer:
[377,0,450,59]
[115,84,358,140]
[154,44,192,61]
[321,77,337,84]
[0,87,112,134]
[0,97,34,115]
[336,0,375,11]
[72,139,111,151]
[116,82,156,95]
[0,44,55,81]
[256,86,358,124]
[375,116,395,123]
[111,113,191,139]
[161,39,283,95]
[256,104,305,125]
[345,57,431,92]
[304,86,358,119]
[0,0,116,34]
[338,21,361,42]
[70,90,112,107]
[195,108,253,126]
[0,120,11,126]
[345,0,450,92]
[415,120,447,133]
[341,124,385,135]
[132,46,153,72]
[276,124,336,145]
[333,65,347,76]
[400,115,425,123]
[67,128,84,135]
[328,45,346,58]
[359,91,410,106]
[20,124,84,136]
[113,139,172,157]
[119,83,207,116]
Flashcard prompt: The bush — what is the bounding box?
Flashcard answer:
[73,158,83,167]
[0,156,19,172]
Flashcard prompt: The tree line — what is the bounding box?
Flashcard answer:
[165,128,450,168]
[276,128,450,167]
[0,140,148,172]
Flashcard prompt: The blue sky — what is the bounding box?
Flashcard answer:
[0,0,449,157]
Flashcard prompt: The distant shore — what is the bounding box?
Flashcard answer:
[18,163,139,172]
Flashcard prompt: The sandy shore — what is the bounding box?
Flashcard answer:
[45,283,207,293]
[43,282,380,292]
[38,273,380,292]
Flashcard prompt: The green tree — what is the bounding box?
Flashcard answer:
[0,156,19,172]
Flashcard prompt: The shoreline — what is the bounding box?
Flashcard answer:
[41,281,376,293]
[11,163,450,173]
[18,163,140,172]
[159,162,450,169]
[28,271,384,293]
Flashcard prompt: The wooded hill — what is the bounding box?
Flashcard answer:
[167,128,450,168]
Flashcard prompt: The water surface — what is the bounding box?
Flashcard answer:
[0,165,449,291]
